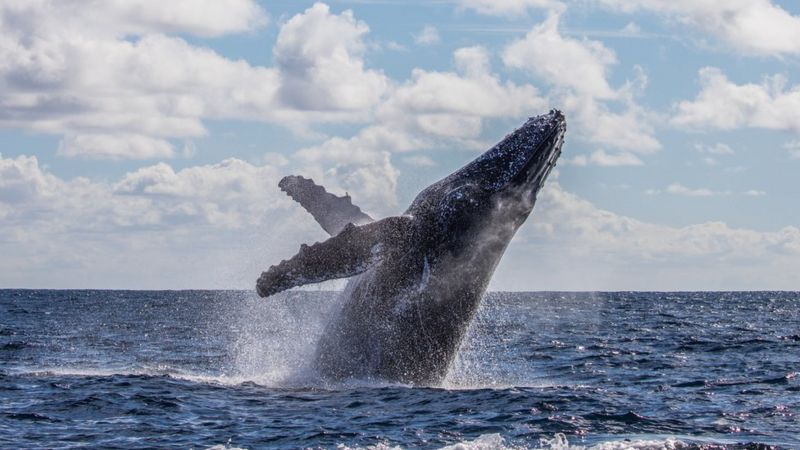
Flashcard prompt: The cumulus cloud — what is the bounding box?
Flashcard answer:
[293,131,401,212]
[274,2,387,112]
[0,1,389,159]
[282,45,549,214]
[503,13,660,154]
[0,152,327,288]
[503,14,617,99]
[595,0,800,57]
[534,182,799,259]
[380,46,545,140]
[1,153,290,230]
[4,152,799,290]
[414,25,441,45]
[4,1,798,291]
[493,182,800,290]
[566,93,660,153]
[673,67,800,132]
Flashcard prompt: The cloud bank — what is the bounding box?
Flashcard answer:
[1,1,799,290]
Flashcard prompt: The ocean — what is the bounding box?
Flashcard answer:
[1,290,798,449]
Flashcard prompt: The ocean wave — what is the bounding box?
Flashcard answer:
[326,433,713,450]
[11,365,571,391]
[331,434,779,450]
[8,365,419,390]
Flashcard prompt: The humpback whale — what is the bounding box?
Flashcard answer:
[257,110,566,385]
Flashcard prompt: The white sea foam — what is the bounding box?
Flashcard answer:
[204,441,249,450]
[11,364,417,391]
[332,434,692,450]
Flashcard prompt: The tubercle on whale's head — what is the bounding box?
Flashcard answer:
[465,109,565,195]
[407,110,566,223]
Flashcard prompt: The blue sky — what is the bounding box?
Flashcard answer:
[1,0,799,290]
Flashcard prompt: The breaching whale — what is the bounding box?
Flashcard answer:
[257,110,566,385]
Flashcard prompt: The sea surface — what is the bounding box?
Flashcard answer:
[0,290,798,449]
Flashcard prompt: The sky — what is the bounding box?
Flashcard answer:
[1,0,799,291]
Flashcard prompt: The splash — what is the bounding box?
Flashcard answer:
[223,290,341,386]
[222,290,569,390]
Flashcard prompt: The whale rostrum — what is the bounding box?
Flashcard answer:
[257,110,566,385]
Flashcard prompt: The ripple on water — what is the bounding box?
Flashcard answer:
[0,290,797,449]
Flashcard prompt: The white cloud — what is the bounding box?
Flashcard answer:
[645,183,721,197]
[377,46,546,140]
[386,41,407,52]
[0,1,391,159]
[534,182,799,259]
[4,1,799,291]
[0,152,322,288]
[493,182,800,290]
[567,150,644,167]
[596,0,800,57]
[566,93,660,153]
[695,142,735,155]
[293,131,401,212]
[673,67,800,131]
[666,183,715,197]
[403,155,437,167]
[621,22,641,35]
[57,134,177,160]
[3,152,799,290]
[414,25,441,45]
[289,46,547,213]
[745,190,767,197]
[0,153,289,230]
[503,14,617,99]
[695,143,734,167]
[0,0,268,39]
[274,2,387,111]
[113,158,289,228]
[503,13,660,154]
[459,0,564,17]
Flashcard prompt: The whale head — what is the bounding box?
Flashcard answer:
[407,110,566,250]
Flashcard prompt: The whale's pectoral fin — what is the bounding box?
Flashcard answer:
[256,216,412,298]
[279,175,374,236]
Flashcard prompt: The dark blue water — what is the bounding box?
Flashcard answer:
[1,290,798,449]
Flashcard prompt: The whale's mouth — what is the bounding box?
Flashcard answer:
[406,110,566,219]
[446,110,566,195]
[470,109,566,200]
[507,110,565,193]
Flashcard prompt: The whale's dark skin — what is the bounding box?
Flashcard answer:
[257,110,566,385]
